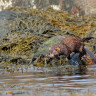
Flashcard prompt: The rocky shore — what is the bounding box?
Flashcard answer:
[0,7,96,69]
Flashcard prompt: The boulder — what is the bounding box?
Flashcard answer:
[0,11,18,41]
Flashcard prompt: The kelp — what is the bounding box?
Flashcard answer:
[0,35,46,58]
[7,6,96,37]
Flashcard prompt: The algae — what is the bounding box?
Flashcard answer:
[0,7,95,67]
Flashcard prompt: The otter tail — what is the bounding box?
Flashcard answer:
[82,37,93,42]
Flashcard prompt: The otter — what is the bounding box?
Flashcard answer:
[49,36,93,59]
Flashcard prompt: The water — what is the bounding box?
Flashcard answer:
[0,64,96,96]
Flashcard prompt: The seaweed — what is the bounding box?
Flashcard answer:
[0,7,95,66]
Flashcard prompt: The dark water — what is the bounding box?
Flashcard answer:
[0,64,96,96]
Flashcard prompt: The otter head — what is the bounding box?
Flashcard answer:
[49,47,60,58]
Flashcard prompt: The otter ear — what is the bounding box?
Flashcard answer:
[56,47,60,52]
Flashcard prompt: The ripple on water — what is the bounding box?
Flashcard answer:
[0,64,96,96]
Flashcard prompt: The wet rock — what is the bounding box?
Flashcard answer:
[68,48,96,65]
[68,53,83,65]
[85,47,96,63]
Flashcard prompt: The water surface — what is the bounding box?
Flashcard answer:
[0,64,96,96]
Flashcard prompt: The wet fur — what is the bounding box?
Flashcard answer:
[49,36,93,59]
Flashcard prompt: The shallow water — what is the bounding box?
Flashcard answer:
[0,64,96,96]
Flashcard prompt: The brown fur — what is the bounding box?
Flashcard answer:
[49,36,93,59]
[49,43,71,58]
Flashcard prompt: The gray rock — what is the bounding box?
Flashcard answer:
[0,19,8,41]
[68,53,82,65]
[0,11,18,20]
[0,11,18,41]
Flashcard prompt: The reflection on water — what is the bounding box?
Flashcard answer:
[0,64,96,96]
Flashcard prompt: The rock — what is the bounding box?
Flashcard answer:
[85,47,96,63]
[0,19,9,41]
[0,11,18,41]
[68,48,96,65]
[32,36,66,59]
[0,11,18,19]
[68,53,83,65]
